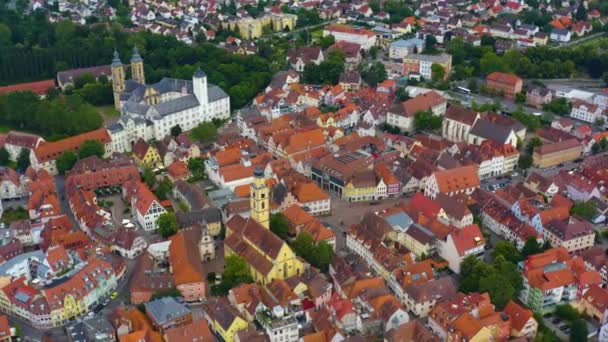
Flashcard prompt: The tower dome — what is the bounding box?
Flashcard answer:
[111,49,122,67]
[130,46,143,63]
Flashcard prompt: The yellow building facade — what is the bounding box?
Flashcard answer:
[213,315,249,342]
[224,13,298,40]
[224,167,304,285]
[342,182,376,202]
[134,145,161,167]
[250,168,269,228]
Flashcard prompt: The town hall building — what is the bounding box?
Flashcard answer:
[107,48,231,152]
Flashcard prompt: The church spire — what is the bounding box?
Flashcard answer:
[130,46,146,85]
[111,49,125,110]
[250,166,270,229]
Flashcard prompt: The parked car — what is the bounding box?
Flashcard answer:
[552,318,561,324]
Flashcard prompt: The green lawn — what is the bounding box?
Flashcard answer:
[97,105,120,118]
[0,124,12,133]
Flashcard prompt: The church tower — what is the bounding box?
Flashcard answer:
[250,167,269,229]
[111,50,125,110]
[192,67,208,106]
[130,46,146,85]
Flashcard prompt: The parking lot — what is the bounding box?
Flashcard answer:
[541,312,598,341]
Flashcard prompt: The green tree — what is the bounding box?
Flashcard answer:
[73,73,96,89]
[190,122,218,144]
[270,213,290,239]
[142,167,156,188]
[570,319,588,342]
[0,23,11,48]
[16,149,30,171]
[360,62,387,86]
[515,92,527,104]
[78,140,105,159]
[467,78,479,93]
[56,151,78,175]
[595,117,605,127]
[414,111,443,131]
[318,34,335,49]
[396,87,410,101]
[154,179,173,201]
[303,50,345,84]
[369,46,380,59]
[521,236,543,257]
[170,125,182,137]
[212,255,254,295]
[519,154,533,169]
[492,241,522,264]
[157,212,179,238]
[424,35,438,53]
[526,137,543,154]
[292,232,334,271]
[555,304,580,322]
[575,3,588,21]
[0,148,9,166]
[570,200,596,220]
[431,63,446,81]
[543,98,571,115]
[186,157,206,181]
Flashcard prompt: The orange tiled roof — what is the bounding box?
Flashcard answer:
[34,129,110,163]
[325,24,375,37]
[169,230,205,285]
[433,165,480,193]
[503,300,534,332]
[283,204,315,226]
[486,72,522,86]
[167,160,190,179]
[292,182,329,203]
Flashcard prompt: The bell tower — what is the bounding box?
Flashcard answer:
[130,46,146,85]
[111,50,125,110]
[250,166,270,229]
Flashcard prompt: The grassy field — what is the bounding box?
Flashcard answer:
[97,105,120,117]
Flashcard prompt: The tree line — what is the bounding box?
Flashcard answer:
[448,37,608,81]
[0,8,273,109]
[0,91,102,140]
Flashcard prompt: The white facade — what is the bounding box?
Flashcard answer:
[132,198,167,232]
[0,178,25,200]
[570,102,602,123]
[323,27,377,50]
[437,235,484,274]
[109,71,230,152]
[386,112,413,132]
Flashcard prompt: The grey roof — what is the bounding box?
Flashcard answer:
[208,84,229,102]
[121,77,228,119]
[193,67,206,78]
[469,119,514,144]
[383,212,413,232]
[145,297,191,325]
[0,250,44,276]
[67,316,115,342]
[176,208,222,228]
[390,38,424,50]
[404,275,458,302]
[272,183,288,205]
[111,50,122,67]
[552,28,570,35]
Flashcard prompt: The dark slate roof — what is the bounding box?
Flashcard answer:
[145,297,191,325]
[176,208,222,228]
[469,119,514,143]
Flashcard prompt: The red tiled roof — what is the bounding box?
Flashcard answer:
[486,72,522,86]
[34,129,110,163]
[0,80,56,95]
[450,224,484,256]
[325,25,375,37]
